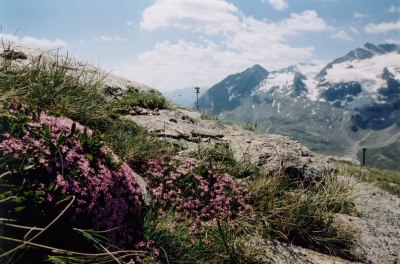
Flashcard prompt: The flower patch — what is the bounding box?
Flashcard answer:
[143,155,249,229]
[0,100,143,248]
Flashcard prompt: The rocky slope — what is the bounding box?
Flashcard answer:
[3,43,399,263]
[127,107,400,264]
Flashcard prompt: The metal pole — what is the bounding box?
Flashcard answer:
[361,148,367,166]
[195,87,200,111]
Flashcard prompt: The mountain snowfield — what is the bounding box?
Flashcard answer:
[322,53,399,94]
[253,43,400,105]
[197,43,400,170]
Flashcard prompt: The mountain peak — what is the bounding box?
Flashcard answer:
[363,42,382,53]
[247,64,268,74]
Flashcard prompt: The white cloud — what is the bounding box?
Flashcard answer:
[0,33,67,49]
[330,30,353,41]
[387,5,400,13]
[122,1,335,91]
[126,21,134,26]
[349,26,359,35]
[263,0,288,11]
[385,39,400,44]
[353,12,365,19]
[93,35,127,43]
[140,0,241,35]
[228,11,333,52]
[115,39,314,92]
[364,20,400,33]
[280,10,334,33]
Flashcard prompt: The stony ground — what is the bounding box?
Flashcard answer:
[127,108,335,175]
[128,107,400,264]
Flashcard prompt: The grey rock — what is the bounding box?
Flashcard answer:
[284,166,323,182]
[126,108,334,177]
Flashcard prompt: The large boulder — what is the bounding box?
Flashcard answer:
[127,108,335,179]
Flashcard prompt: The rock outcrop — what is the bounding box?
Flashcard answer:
[126,108,335,179]
[127,106,400,264]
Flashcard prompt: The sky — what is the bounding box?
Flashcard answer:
[1,0,400,92]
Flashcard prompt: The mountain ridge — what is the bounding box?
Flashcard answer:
[198,42,400,169]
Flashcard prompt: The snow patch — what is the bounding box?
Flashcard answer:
[324,53,400,93]
[226,85,235,93]
[255,71,295,94]
[386,65,400,81]
[295,62,326,78]
[226,85,236,101]
[304,79,319,101]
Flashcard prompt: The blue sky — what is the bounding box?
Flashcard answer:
[1,0,400,92]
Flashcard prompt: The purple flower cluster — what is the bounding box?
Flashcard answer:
[0,102,143,247]
[144,155,248,228]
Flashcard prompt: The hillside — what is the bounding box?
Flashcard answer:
[198,43,400,170]
[0,43,399,264]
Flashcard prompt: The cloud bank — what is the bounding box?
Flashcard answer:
[0,33,67,49]
[118,0,334,91]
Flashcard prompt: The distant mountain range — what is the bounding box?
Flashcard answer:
[198,43,400,170]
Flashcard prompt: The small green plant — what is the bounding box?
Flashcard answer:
[247,172,356,259]
[200,110,234,126]
[143,208,262,264]
[105,119,175,167]
[241,121,259,132]
[193,144,260,179]
[0,49,28,60]
[112,89,168,114]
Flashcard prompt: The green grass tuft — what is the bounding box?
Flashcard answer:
[112,89,169,114]
[247,172,356,259]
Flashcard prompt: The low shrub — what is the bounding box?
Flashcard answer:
[143,155,250,229]
[0,101,153,262]
[113,89,168,113]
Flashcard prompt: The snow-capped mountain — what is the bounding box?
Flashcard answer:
[198,43,400,170]
[316,43,400,108]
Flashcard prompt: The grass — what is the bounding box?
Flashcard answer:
[247,171,356,259]
[0,44,174,168]
[0,43,359,263]
[200,110,234,126]
[143,208,263,264]
[112,89,169,114]
[192,144,357,260]
[337,161,400,196]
